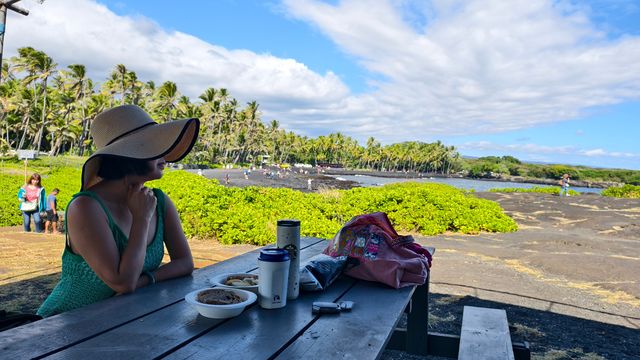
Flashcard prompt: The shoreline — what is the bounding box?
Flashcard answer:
[190,167,614,192]
[321,168,619,189]
[192,168,360,191]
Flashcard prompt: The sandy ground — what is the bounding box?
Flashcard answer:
[0,229,260,314]
[399,192,640,360]
[1,174,639,359]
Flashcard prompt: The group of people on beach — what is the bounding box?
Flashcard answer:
[17,174,60,234]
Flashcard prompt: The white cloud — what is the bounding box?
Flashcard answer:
[4,0,349,107]
[460,141,640,159]
[4,0,640,148]
[281,0,640,139]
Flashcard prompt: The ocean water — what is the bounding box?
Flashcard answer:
[329,174,603,194]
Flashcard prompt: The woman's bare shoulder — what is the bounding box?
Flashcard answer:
[67,195,106,221]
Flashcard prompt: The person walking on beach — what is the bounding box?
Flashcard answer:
[18,173,46,233]
[44,188,60,235]
[559,173,570,196]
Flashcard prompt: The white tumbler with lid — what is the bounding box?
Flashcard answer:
[258,248,290,309]
[277,219,301,300]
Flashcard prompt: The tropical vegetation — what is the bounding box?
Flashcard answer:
[462,156,640,185]
[1,47,459,174]
[0,166,517,243]
[2,47,638,185]
[602,185,640,199]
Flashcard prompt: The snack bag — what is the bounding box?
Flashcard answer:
[299,254,347,292]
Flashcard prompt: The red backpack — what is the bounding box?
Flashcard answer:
[323,212,432,288]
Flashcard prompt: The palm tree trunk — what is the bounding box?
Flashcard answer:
[35,82,48,153]
[18,114,30,150]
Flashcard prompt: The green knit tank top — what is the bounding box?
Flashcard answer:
[37,188,166,318]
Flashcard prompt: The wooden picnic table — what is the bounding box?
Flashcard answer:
[0,237,435,359]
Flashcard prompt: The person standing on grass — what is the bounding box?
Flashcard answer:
[559,173,571,196]
[17,173,46,233]
[37,105,200,318]
[45,188,60,235]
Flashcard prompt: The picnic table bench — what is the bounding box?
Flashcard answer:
[0,237,436,359]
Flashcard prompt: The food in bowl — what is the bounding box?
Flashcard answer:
[185,287,257,319]
[224,274,258,287]
[197,289,244,305]
[210,273,260,294]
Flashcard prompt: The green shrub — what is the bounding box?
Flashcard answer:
[489,186,580,196]
[0,175,25,226]
[1,169,518,243]
[602,184,640,199]
[157,175,518,243]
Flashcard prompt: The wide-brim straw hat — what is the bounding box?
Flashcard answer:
[81,105,200,190]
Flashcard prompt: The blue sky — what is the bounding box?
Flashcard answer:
[5,0,640,169]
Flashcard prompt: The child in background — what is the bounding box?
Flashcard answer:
[45,188,60,235]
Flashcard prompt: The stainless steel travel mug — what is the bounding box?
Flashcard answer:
[258,248,290,309]
[276,219,301,300]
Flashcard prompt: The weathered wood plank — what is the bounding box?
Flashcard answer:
[44,240,331,360]
[458,306,514,360]
[275,280,414,360]
[0,238,327,359]
[162,277,357,360]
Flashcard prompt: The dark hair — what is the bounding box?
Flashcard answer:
[28,173,42,187]
[97,155,153,180]
[52,188,60,193]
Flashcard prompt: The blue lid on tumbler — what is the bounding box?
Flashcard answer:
[258,248,290,262]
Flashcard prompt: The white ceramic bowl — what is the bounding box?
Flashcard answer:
[185,287,257,319]
[210,273,259,294]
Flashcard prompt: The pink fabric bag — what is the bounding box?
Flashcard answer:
[323,212,432,289]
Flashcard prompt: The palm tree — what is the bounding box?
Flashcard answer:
[152,81,180,122]
[105,64,129,105]
[15,87,37,150]
[176,95,202,119]
[60,64,92,155]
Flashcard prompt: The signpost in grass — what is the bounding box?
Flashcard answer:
[17,150,36,184]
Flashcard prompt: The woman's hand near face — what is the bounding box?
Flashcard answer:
[127,185,156,222]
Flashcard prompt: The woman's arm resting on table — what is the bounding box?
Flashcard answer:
[137,193,193,288]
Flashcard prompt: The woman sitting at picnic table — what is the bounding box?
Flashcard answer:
[38,105,200,317]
